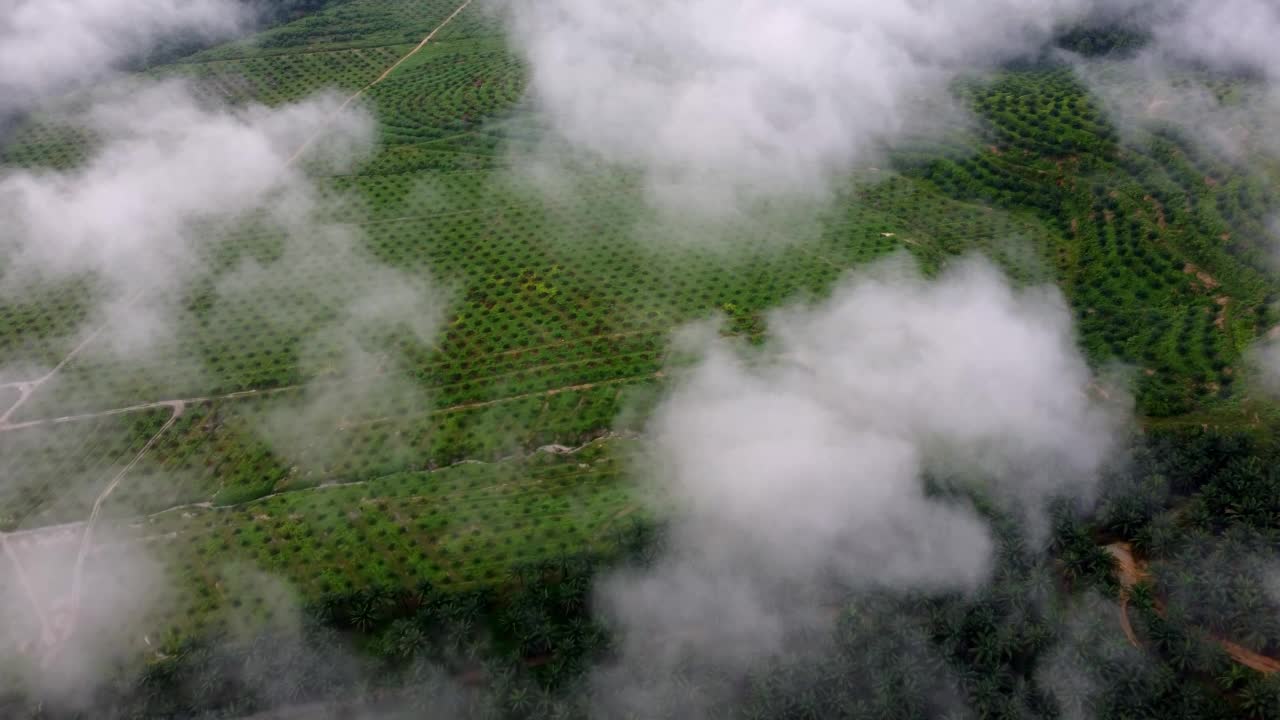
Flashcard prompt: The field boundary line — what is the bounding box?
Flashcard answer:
[0,331,662,432]
[171,41,419,66]
[0,290,149,429]
[343,371,663,429]
[419,349,663,399]
[215,184,637,244]
[286,0,475,166]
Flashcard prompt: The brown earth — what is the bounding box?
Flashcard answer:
[1107,541,1280,674]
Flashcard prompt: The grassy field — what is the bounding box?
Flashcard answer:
[2,0,1279,655]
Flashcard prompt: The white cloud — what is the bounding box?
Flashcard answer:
[0,80,375,356]
[501,0,1099,210]
[0,0,247,114]
[590,255,1129,715]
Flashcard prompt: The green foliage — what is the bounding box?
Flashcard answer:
[0,409,169,529]
[190,0,479,59]
[1054,25,1150,58]
[910,67,1279,416]
[5,7,1280,720]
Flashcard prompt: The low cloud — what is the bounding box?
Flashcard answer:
[1069,0,1280,161]
[1064,1,1280,384]
[1147,0,1280,79]
[0,80,376,358]
[1249,334,1280,393]
[0,525,166,709]
[1038,591,1152,720]
[500,0,1102,212]
[590,255,1129,715]
[0,76,446,706]
[230,232,445,478]
[0,0,248,118]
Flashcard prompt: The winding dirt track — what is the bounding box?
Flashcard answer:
[1106,543,1149,647]
[285,0,474,165]
[1107,542,1280,675]
[0,385,184,661]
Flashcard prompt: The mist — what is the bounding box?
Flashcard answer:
[4,0,1271,716]
[1068,0,1280,383]
[0,74,447,710]
[0,80,375,358]
[230,231,445,478]
[1146,0,1280,79]
[587,256,1130,716]
[497,0,1107,213]
[0,0,444,703]
[1067,0,1280,166]
[0,0,248,119]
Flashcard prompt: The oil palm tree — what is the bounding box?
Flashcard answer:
[348,598,380,632]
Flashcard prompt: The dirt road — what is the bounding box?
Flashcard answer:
[1107,541,1280,674]
[1105,542,1146,647]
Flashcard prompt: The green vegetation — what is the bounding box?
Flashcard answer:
[190,0,481,59]
[0,409,170,529]
[4,3,1280,719]
[12,427,1280,720]
[914,67,1278,415]
[158,43,417,106]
